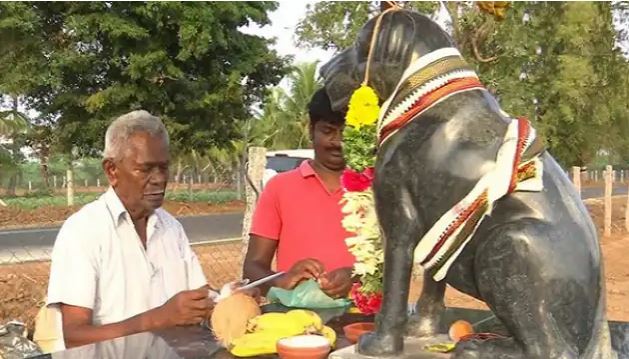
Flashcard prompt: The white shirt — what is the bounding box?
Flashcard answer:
[46,187,207,328]
[51,331,179,359]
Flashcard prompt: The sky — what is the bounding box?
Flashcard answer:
[241,1,336,66]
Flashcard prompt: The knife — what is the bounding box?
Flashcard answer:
[235,271,286,292]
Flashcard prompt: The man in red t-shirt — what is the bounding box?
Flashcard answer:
[243,88,355,298]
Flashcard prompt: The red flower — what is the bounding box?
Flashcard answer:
[342,167,375,192]
[350,282,382,315]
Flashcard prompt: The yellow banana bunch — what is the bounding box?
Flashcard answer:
[246,312,307,336]
[228,310,336,357]
[285,309,324,332]
[320,325,337,345]
[229,331,288,357]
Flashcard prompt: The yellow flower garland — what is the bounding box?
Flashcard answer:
[342,83,384,296]
[345,85,380,129]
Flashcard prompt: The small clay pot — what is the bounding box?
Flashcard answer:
[343,322,376,344]
[276,335,331,359]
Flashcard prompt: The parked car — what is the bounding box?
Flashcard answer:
[263,149,314,187]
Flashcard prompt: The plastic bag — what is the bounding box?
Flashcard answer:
[266,279,351,309]
[0,321,43,359]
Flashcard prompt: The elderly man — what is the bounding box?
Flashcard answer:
[45,110,212,349]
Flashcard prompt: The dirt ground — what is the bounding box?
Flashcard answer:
[0,200,245,230]
[1,196,629,336]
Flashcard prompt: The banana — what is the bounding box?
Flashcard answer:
[285,309,323,332]
[246,312,303,335]
[229,310,330,357]
[229,332,278,357]
[320,325,337,347]
[229,330,296,357]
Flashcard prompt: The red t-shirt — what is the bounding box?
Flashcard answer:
[250,160,356,272]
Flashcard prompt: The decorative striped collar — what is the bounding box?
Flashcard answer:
[377,48,484,145]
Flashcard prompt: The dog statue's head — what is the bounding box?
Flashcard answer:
[320,10,456,112]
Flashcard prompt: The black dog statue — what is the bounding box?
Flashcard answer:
[321,9,615,359]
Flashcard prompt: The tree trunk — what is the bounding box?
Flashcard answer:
[6,175,17,196]
[67,161,74,207]
[40,163,50,189]
[6,95,19,196]
[175,158,183,183]
[235,159,243,201]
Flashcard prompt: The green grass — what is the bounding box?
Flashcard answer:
[166,190,238,203]
[3,190,239,210]
[4,192,102,210]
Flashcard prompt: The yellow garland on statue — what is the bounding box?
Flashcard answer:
[342,5,401,300]
[342,83,384,294]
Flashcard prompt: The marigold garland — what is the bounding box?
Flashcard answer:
[345,85,380,129]
[341,85,384,314]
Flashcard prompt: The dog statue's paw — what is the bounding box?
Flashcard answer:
[405,313,443,338]
[357,331,403,356]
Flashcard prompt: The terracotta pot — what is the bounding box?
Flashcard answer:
[276,335,331,359]
[343,322,375,344]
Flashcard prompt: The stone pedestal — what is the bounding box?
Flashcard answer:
[329,335,452,359]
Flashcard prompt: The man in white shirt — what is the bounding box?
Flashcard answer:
[46,110,213,349]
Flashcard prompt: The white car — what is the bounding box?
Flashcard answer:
[263,149,314,187]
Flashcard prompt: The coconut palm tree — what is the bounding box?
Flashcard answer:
[253,61,322,150]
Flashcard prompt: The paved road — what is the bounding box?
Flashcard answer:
[1,185,626,262]
[581,185,628,199]
[0,212,244,263]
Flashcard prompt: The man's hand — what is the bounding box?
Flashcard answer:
[58,287,215,349]
[154,287,214,327]
[275,258,325,289]
[318,267,353,298]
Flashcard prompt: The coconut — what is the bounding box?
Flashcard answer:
[210,292,261,347]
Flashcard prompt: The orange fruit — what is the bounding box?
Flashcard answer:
[448,320,474,342]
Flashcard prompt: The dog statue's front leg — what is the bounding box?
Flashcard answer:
[358,245,415,356]
[406,270,446,338]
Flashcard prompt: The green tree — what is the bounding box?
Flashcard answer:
[296,1,439,51]
[0,2,288,157]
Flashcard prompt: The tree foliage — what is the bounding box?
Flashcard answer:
[296,1,629,167]
[296,1,439,51]
[0,2,288,157]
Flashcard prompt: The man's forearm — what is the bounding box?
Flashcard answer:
[63,306,167,348]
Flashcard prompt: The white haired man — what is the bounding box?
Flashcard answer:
[44,110,213,349]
